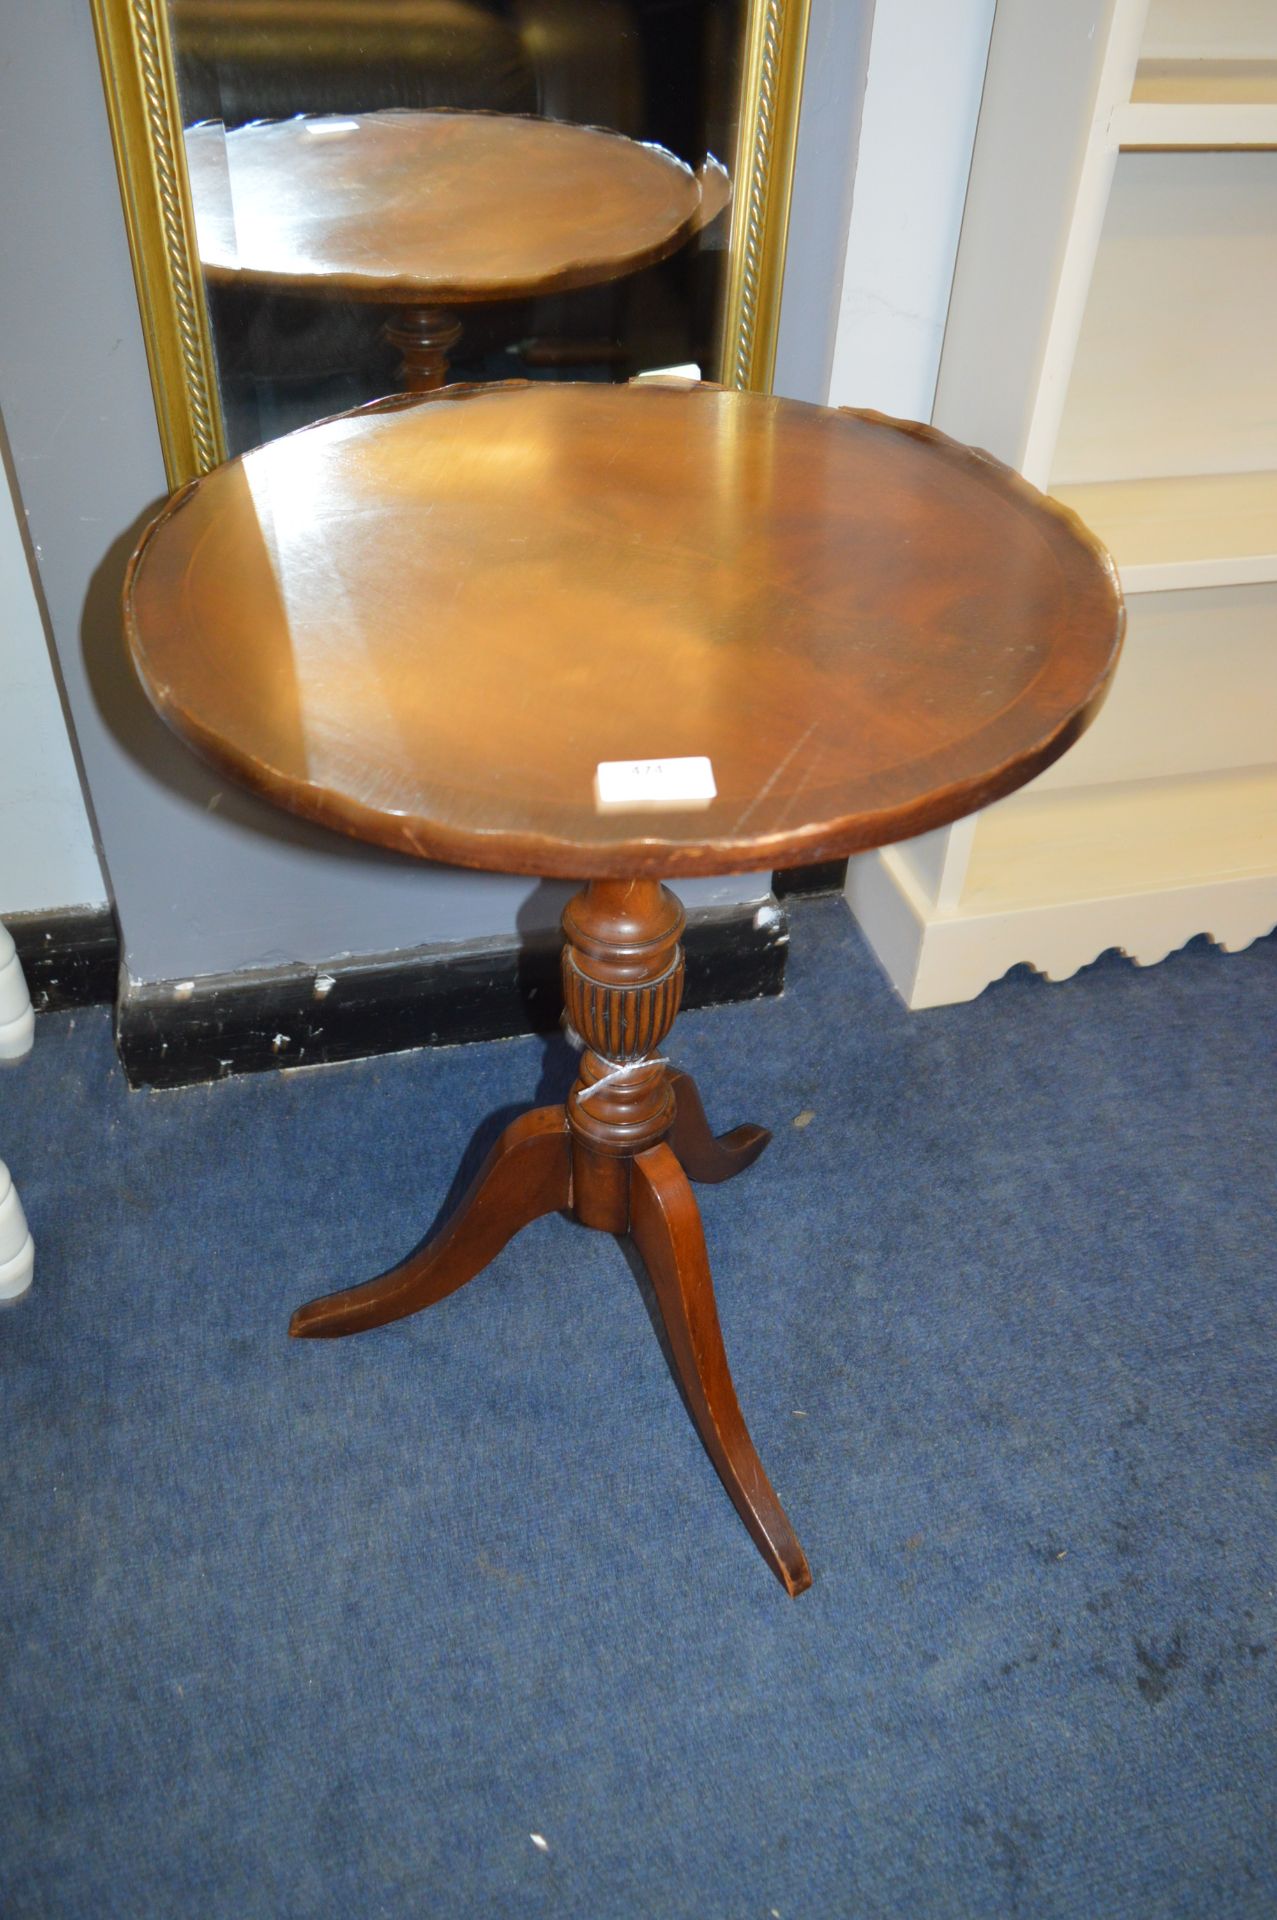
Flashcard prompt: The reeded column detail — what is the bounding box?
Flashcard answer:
[562,951,683,1062]
[561,880,685,1189]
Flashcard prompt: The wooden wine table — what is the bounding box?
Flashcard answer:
[124,382,1124,1594]
[183,111,711,390]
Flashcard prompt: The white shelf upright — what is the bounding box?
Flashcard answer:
[847,0,1277,1006]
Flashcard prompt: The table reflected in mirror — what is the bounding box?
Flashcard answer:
[170,0,746,456]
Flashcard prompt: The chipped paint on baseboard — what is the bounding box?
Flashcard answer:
[116,896,790,1090]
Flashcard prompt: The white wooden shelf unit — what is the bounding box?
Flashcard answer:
[847,0,1277,1007]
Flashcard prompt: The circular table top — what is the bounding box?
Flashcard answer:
[183,111,704,304]
[125,382,1124,880]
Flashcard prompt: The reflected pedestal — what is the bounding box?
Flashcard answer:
[384,305,465,392]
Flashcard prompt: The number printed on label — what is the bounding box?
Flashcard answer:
[595,755,717,811]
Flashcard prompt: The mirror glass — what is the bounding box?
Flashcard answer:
[168,1,749,459]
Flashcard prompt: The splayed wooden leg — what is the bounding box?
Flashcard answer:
[667,1069,771,1184]
[289,1106,569,1339]
[630,1141,811,1597]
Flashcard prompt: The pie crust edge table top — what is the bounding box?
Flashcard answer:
[123,381,1125,1598]
[125,381,1125,881]
[183,111,705,304]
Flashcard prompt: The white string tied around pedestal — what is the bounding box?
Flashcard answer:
[562,1020,669,1104]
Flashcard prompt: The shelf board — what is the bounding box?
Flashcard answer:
[1116,60,1277,144]
[1051,472,1277,592]
[1132,58,1277,104]
[963,769,1277,914]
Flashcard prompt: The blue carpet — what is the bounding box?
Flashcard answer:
[2,897,1274,1918]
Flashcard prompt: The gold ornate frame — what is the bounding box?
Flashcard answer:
[718,0,811,393]
[91,0,224,483]
[91,0,811,490]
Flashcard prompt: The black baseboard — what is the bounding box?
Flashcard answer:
[116,896,789,1090]
[4,904,119,1012]
[773,859,848,899]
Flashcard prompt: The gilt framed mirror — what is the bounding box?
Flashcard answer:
[91,0,811,489]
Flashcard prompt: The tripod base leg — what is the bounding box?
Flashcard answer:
[630,1142,811,1597]
[289,1107,570,1339]
[668,1070,771,1184]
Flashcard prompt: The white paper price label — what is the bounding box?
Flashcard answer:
[595,755,717,811]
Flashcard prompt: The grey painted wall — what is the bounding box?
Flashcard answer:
[0,424,106,916]
[0,2,855,989]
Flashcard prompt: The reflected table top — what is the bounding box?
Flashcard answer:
[183,110,707,303]
[125,381,1124,879]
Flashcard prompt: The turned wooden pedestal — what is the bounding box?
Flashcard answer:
[289,878,808,1593]
[124,381,1124,1595]
[384,306,465,392]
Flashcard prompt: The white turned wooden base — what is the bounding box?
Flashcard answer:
[849,844,1277,1010]
[0,1162,33,1302]
[0,924,34,1061]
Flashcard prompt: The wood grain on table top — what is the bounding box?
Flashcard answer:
[183,110,704,302]
[125,382,1124,878]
